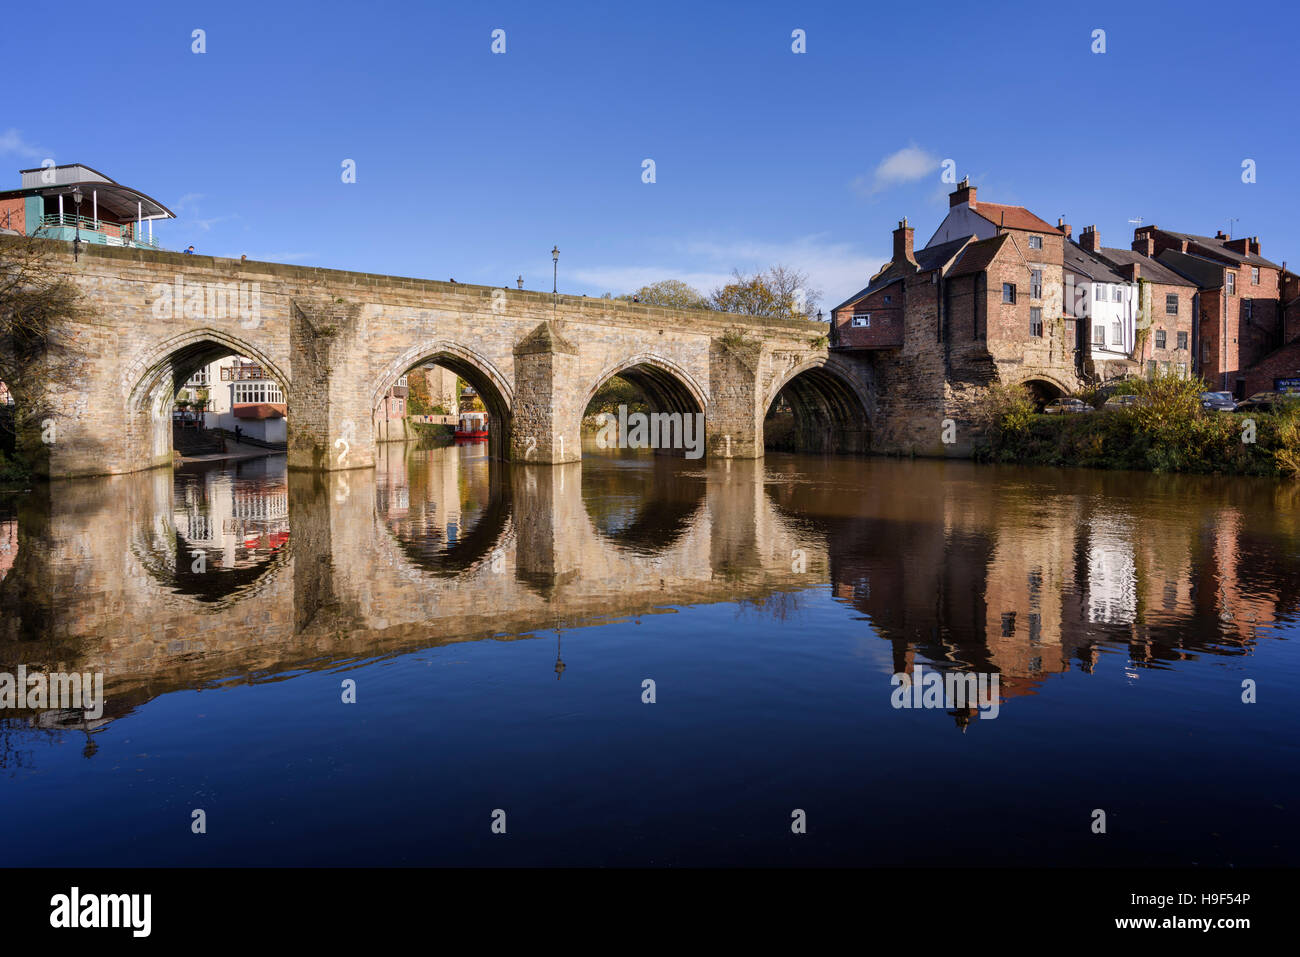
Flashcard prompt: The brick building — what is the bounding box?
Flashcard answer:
[1133,226,1286,395]
[830,181,1085,455]
[1088,230,1198,380]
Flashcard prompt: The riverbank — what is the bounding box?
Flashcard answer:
[972,378,1300,477]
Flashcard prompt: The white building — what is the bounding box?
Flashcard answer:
[178,356,286,444]
[1064,232,1139,380]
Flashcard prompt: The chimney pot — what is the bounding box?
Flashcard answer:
[893,217,916,265]
[949,179,976,209]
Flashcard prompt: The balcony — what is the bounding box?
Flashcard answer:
[34,213,162,249]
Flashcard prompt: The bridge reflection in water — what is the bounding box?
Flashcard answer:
[1,446,1298,865]
[1,445,1297,732]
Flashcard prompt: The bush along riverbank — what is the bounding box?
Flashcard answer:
[972,374,1300,477]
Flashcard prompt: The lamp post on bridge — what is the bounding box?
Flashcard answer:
[551,245,559,317]
[70,187,84,262]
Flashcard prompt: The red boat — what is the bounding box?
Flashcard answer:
[454,411,488,442]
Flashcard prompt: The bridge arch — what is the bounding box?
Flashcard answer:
[582,354,708,457]
[582,354,709,415]
[371,340,514,461]
[125,329,292,469]
[763,355,872,454]
[1010,373,1070,409]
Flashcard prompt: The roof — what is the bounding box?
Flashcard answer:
[948,234,1011,277]
[1063,241,1126,284]
[916,235,973,272]
[232,403,286,420]
[1097,247,1196,287]
[1155,249,1228,289]
[0,164,174,222]
[832,274,903,312]
[832,236,976,311]
[1151,228,1281,269]
[971,202,1062,234]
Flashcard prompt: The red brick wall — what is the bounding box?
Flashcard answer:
[0,197,24,233]
[833,281,905,349]
[1140,282,1196,376]
[1241,340,1300,396]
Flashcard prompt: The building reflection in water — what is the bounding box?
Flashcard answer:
[0,448,1297,743]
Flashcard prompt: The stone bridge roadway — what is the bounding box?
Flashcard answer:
[11,241,875,478]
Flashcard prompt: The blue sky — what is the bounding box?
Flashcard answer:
[5,0,1297,309]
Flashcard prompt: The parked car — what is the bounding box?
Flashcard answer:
[1235,391,1300,413]
[1103,393,1150,410]
[1200,391,1238,413]
[1043,397,1092,415]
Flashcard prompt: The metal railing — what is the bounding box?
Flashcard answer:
[35,213,162,248]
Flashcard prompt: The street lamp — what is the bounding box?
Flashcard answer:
[71,187,84,262]
[551,245,560,312]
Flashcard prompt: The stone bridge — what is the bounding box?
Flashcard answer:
[10,241,876,478]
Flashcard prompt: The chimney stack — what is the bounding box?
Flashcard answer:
[949,176,977,209]
[1079,225,1101,253]
[1058,216,1072,239]
[1216,230,1228,240]
[1119,262,1140,282]
[893,217,916,265]
[1132,227,1156,257]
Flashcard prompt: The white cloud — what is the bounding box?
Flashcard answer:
[853,144,941,197]
[0,129,49,160]
[572,234,889,311]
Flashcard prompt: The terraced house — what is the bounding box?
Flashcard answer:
[1134,226,1286,396]
[832,180,1079,445]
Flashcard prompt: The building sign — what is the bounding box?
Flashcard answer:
[1273,377,1300,394]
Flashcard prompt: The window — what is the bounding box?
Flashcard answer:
[232,381,285,404]
[1202,342,1211,362]
[1031,269,1042,299]
[1093,325,1106,346]
[1095,284,1104,301]
[1112,285,1123,302]
[1029,235,1043,250]
[1252,266,1260,285]
[1030,307,1043,337]
[1155,329,1167,349]
[1065,318,1076,340]
[851,313,870,327]
[1112,322,1123,345]
[1002,283,1016,303]
[397,375,408,387]
[883,295,892,304]
[1226,272,1236,295]
[1165,293,1178,315]
[1176,331,1188,349]
[1244,300,1253,320]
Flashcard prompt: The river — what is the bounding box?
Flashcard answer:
[0,444,1296,865]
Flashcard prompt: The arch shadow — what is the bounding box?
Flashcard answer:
[764,356,872,454]
[372,340,514,461]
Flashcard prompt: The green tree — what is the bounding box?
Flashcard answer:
[406,368,432,415]
[709,265,822,320]
[619,279,709,310]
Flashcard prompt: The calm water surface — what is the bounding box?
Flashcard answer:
[0,443,1296,866]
